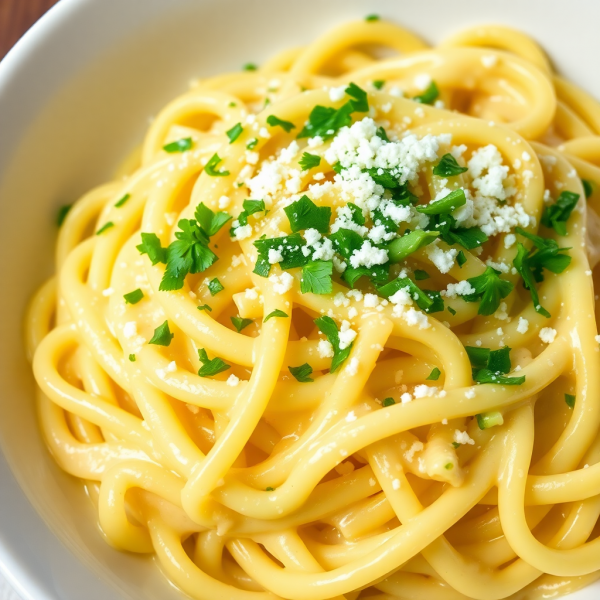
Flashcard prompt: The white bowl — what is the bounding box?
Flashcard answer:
[1,0,599,598]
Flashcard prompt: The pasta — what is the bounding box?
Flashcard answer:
[25,15,600,600]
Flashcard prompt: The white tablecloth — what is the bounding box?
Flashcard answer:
[0,574,21,600]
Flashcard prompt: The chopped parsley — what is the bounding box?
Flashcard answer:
[96,221,114,235]
[427,367,441,381]
[540,191,579,236]
[231,316,253,332]
[253,233,309,277]
[463,267,514,316]
[457,250,467,267]
[388,230,439,262]
[197,304,212,311]
[266,115,295,133]
[376,126,390,142]
[123,289,144,304]
[297,82,369,139]
[57,204,72,226]
[284,195,331,233]
[137,233,167,265]
[448,306,457,316]
[226,122,243,143]
[414,270,430,281]
[433,154,468,177]
[163,137,193,153]
[197,348,230,377]
[298,152,321,171]
[365,14,380,21]
[372,79,385,90]
[565,393,575,409]
[208,278,224,296]
[243,63,258,71]
[148,321,174,346]
[128,354,136,362]
[476,411,504,430]
[301,260,333,294]
[158,203,230,291]
[582,179,594,199]
[513,227,572,317]
[343,264,390,289]
[378,276,443,314]
[466,345,525,385]
[382,397,395,407]
[266,486,275,492]
[416,188,466,215]
[114,193,131,208]
[230,199,266,237]
[205,153,230,177]
[246,138,258,150]
[413,81,439,105]
[289,363,314,382]
[264,309,288,322]
[314,316,353,372]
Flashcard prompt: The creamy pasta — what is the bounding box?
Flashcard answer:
[25,16,600,600]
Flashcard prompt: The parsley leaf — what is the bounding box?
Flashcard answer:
[246,138,258,150]
[427,367,441,381]
[128,354,136,362]
[582,179,594,199]
[343,264,390,288]
[289,363,314,382]
[464,267,514,316]
[197,304,212,311]
[448,306,457,315]
[541,191,579,236]
[301,260,333,294]
[388,230,439,262]
[148,321,174,346]
[476,412,505,429]
[382,397,395,406]
[457,250,467,267]
[513,228,572,317]
[205,153,230,177]
[299,152,321,171]
[137,233,167,265]
[197,348,230,377]
[376,126,390,142]
[414,269,430,281]
[253,233,309,276]
[114,193,131,208]
[163,137,193,153]
[264,309,288,322]
[159,220,217,291]
[448,227,488,250]
[123,289,144,304]
[348,203,366,225]
[365,13,380,21]
[266,115,295,132]
[243,63,258,71]
[57,204,72,227]
[96,222,114,235]
[226,122,244,143]
[413,81,439,105]
[372,79,385,90]
[378,277,441,313]
[314,316,353,372]
[232,199,266,236]
[297,83,369,139]
[231,316,253,332]
[195,203,232,236]
[284,195,331,233]
[208,278,224,296]
[565,393,575,409]
[433,154,468,177]
[466,345,525,385]
[416,188,466,215]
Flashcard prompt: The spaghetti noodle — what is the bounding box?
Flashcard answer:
[25,17,600,600]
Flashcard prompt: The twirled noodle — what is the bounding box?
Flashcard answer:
[25,16,600,600]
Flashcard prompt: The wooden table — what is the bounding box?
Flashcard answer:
[0,0,59,60]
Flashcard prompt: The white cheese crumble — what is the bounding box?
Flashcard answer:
[539,327,557,344]
[454,430,475,445]
[481,54,498,68]
[517,317,529,334]
[329,85,347,102]
[465,389,476,399]
[226,374,240,387]
[346,357,359,376]
[350,240,389,269]
[413,385,439,398]
[268,248,284,264]
[166,361,177,373]
[269,272,294,295]
[414,73,432,90]
[102,287,114,297]
[317,339,334,358]
[338,321,357,350]
[402,307,430,329]
[391,478,401,490]
[426,243,458,274]
[245,288,258,300]
[442,280,476,298]
[123,321,137,339]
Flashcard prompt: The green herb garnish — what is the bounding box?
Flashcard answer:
[163,137,193,153]
[463,267,514,316]
[231,316,253,332]
[433,154,468,177]
[301,260,333,295]
[289,363,314,382]
[226,123,243,143]
[205,153,230,177]
[264,309,288,322]
[314,316,353,372]
[115,193,131,208]
[96,222,114,235]
[540,191,579,236]
[413,81,439,105]
[284,195,331,233]
[197,348,230,377]
[299,152,321,171]
[266,115,295,133]
[208,278,224,296]
[123,289,144,305]
[427,367,441,381]
[148,321,174,346]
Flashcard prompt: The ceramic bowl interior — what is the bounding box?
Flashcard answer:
[1,0,599,598]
